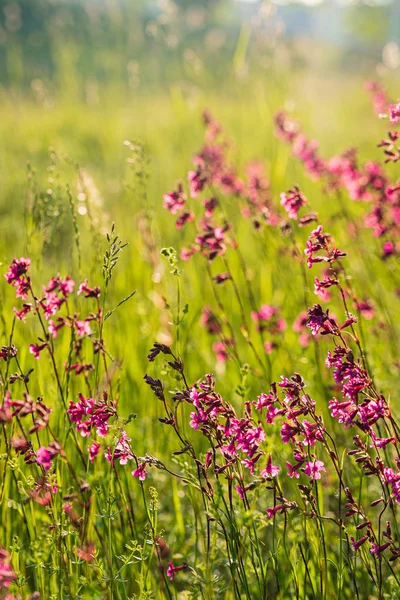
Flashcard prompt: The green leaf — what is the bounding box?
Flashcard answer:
[104,290,137,322]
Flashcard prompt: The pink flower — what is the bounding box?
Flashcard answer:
[281,421,298,443]
[188,168,208,197]
[356,299,375,320]
[264,341,277,354]
[251,304,276,322]
[365,81,390,116]
[75,320,92,337]
[265,405,283,424]
[176,211,194,229]
[36,442,61,471]
[261,455,281,478]
[68,394,114,439]
[212,340,232,363]
[286,461,301,479]
[200,306,222,335]
[29,342,48,359]
[280,186,307,220]
[350,535,368,552]
[13,303,33,322]
[214,272,230,284]
[48,319,65,339]
[89,441,101,462]
[41,292,63,319]
[59,276,75,296]
[389,100,400,124]
[382,240,395,258]
[78,279,101,298]
[0,548,17,589]
[306,304,333,336]
[266,504,283,518]
[304,459,326,480]
[166,562,185,581]
[14,278,30,299]
[235,485,245,499]
[180,245,199,261]
[36,446,52,471]
[5,257,30,285]
[132,463,148,481]
[189,409,207,430]
[163,183,187,214]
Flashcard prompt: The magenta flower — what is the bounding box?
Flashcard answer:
[180,245,200,261]
[166,561,186,581]
[36,446,52,471]
[48,318,65,339]
[189,409,207,430]
[212,340,232,363]
[13,303,33,322]
[68,393,114,438]
[77,279,101,299]
[382,240,395,258]
[304,459,326,480]
[29,342,48,359]
[370,542,390,559]
[0,548,17,589]
[105,430,133,465]
[281,422,298,444]
[5,257,30,285]
[265,405,283,424]
[306,304,333,336]
[188,168,208,197]
[286,461,301,479]
[213,272,230,284]
[235,485,245,499]
[264,341,276,355]
[266,504,284,519]
[36,442,61,471]
[163,183,187,214]
[132,463,148,481]
[200,306,222,335]
[89,441,101,462]
[389,100,400,124]
[176,211,194,230]
[251,304,276,322]
[280,186,307,220]
[260,455,281,478]
[350,535,368,552]
[75,320,92,338]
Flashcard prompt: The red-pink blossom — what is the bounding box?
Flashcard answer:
[304,459,326,480]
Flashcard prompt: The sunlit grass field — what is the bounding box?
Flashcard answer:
[2,34,400,597]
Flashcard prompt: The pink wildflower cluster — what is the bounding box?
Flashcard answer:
[275,111,325,180]
[164,111,281,263]
[4,258,102,369]
[4,257,31,300]
[274,97,400,258]
[0,392,51,435]
[254,374,327,487]
[0,548,17,589]
[305,225,346,269]
[68,392,116,438]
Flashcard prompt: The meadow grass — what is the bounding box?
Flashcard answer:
[1,64,400,599]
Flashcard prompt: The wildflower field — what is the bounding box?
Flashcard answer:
[3,1,400,599]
